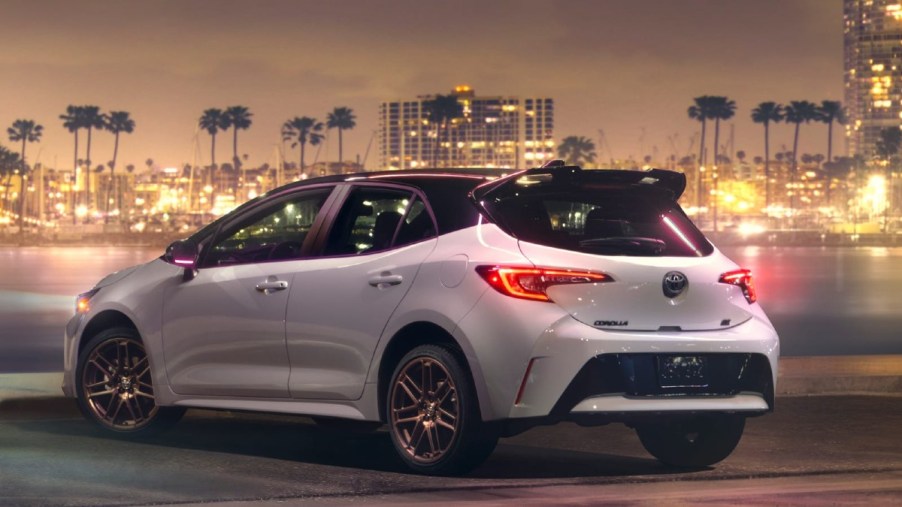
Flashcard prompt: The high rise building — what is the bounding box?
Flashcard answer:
[844,0,902,157]
[378,86,554,170]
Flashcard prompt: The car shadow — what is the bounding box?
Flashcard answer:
[11,405,698,479]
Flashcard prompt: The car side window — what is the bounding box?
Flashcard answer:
[395,198,437,247]
[324,187,434,255]
[203,188,332,267]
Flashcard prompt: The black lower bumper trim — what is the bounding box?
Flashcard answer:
[549,353,774,417]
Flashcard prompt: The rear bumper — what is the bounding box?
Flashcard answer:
[507,315,780,419]
[571,393,769,413]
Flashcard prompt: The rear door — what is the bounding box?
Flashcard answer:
[284,184,439,400]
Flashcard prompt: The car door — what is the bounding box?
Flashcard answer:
[285,184,438,400]
[161,186,336,398]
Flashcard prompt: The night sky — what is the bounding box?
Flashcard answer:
[0,0,842,171]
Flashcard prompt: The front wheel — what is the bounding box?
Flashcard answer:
[75,327,184,436]
[635,414,746,468]
[387,345,498,475]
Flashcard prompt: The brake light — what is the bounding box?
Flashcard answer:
[719,269,757,304]
[476,265,612,302]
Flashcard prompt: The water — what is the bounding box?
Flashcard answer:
[722,245,902,357]
[1,245,900,373]
[0,246,161,373]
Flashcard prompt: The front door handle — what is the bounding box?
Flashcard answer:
[256,280,289,293]
[368,274,403,288]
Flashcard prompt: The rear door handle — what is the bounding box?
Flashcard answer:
[255,280,289,292]
[368,274,403,288]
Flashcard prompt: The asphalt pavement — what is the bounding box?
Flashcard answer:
[1,356,901,506]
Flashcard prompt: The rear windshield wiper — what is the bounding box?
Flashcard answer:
[578,237,667,255]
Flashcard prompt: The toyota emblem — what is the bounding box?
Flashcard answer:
[663,271,688,298]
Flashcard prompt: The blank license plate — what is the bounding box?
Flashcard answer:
[657,355,709,388]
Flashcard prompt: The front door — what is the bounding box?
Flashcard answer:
[161,187,334,398]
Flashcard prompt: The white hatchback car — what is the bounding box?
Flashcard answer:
[63,163,779,475]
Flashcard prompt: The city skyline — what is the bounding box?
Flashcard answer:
[1,1,842,172]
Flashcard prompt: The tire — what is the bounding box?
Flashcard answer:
[635,414,746,468]
[75,327,185,436]
[387,344,498,475]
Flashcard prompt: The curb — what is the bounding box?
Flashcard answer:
[777,355,902,396]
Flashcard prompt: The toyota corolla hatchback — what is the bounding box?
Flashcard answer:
[63,163,779,475]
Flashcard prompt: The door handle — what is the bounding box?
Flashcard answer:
[368,274,403,288]
[255,280,289,292]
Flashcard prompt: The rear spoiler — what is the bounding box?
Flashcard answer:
[471,164,686,202]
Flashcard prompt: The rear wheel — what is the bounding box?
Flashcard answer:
[635,414,745,468]
[387,344,497,475]
[76,328,184,435]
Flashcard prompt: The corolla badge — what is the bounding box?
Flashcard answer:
[662,271,688,298]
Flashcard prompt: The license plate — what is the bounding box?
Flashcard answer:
[657,355,708,388]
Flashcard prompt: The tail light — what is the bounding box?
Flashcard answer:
[476,265,612,302]
[719,269,757,304]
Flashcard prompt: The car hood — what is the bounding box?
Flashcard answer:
[93,264,142,290]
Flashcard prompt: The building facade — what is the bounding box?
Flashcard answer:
[844,0,902,157]
[378,86,554,170]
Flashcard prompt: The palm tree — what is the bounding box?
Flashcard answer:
[707,97,736,171]
[818,101,846,164]
[425,94,463,168]
[876,127,902,161]
[7,119,43,232]
[327,107,356,165]
[751,102,784,208]
[783,100,820,215]
[0,146,21,212]
[60,105,85,220]
[688,95,716,210]
[876,127,902,231]
[223,106,253,169]
[705,96,736,229]
[79,106,105,211]
[557,136,597,166]
[281,117,324,178]
[199,108,228,189]
[104,111,135,220]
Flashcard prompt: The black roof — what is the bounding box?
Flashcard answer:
[472,165,687,202]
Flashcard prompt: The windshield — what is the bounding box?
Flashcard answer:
[480,181,712,257]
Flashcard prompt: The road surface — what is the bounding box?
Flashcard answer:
[0,394,899,506]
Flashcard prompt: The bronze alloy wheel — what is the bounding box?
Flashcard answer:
[390,355,460,463]
[81,336,159,430]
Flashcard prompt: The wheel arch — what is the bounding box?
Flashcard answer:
[78,310,139,357]
[377,321,484,423]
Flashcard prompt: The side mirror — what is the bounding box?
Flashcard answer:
[165,239,199,279]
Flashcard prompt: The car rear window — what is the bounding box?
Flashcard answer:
[480,178,713,257]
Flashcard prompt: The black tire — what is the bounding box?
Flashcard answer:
[75,327,185,436]
[386,344,498,475]
[635,414,746,468]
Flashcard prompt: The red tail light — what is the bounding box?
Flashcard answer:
[719,269,757,304]
[476,265,612,302]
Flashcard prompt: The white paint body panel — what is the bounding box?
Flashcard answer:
[63,213,780,425]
